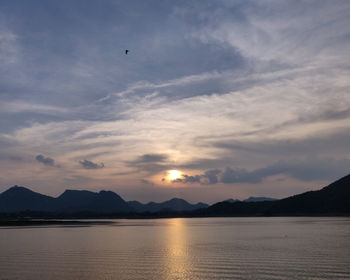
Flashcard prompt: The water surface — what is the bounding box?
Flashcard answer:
[1,217,350,280]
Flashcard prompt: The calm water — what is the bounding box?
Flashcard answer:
[1,217,350,280]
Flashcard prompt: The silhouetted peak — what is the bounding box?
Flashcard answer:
[56,190,98,209]
[98,190,124,200]
[62,189,93,194]
[2,185,37,195]
[224,198,240,203]
[244,197,277,202]
[167,197,187,203]
[58,189,96,199]
[322,173,350,191]
[99,190,116,195]
[9,185,31,191]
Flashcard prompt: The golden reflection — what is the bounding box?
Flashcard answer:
[164,218,192,280]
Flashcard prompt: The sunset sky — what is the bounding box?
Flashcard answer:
[0,0,350,203]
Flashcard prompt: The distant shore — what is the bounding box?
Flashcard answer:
[1,214,350,227]
[0,220,115,227]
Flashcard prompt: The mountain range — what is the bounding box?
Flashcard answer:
[0,186,208,213]
[0,173,349,216]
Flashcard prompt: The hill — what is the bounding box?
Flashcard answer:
[56,189,132,213]
[243,197,277,202]
[205,174,350,216]
[0,186,55,212]
[127,198,208,212]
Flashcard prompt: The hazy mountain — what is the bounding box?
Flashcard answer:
[243,197,277,202]
[128,198,208,212]
[206,174,350,216]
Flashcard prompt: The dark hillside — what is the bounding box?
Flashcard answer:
[206,174,350,216]
[0,186,55,212]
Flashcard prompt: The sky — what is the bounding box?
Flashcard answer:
[0,0,350,203]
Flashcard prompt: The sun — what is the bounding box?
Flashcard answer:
[168,170,182,180]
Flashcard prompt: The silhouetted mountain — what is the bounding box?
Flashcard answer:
[0,187,132,213]
[56,189,132,212]
[127,200,145,212]
[0,186,55,212]
[128,198,208,212]
[90,191,132,213]
[223,197,276,203]
[243,197,277,202]
[56,190,98,210]
[0,187,206,213]
[206,174,350,216]
[224,198,240,203]
[267,174,350,214]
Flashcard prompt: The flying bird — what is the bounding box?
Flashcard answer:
[125,49,129,55]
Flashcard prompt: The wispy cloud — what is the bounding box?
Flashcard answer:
[0,1,349,201]
[136,154,168,163]
[174,158,350,185]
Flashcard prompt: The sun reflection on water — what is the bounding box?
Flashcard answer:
[164,218,193,280]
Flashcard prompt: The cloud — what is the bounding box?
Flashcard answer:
[173,157,350,185]
[140,179,154,186]
[0,28,18,65]
[190,0,350,64]
[79,159,104,169]
[136,154,168,163]
[173,174,201,183]
[35,154,55,167]
[220,167,263,184]
[127,154,170,174]
[172,169,220,184]
[0,1,349,202]
[203,169,221,184]
[214,129,350,158]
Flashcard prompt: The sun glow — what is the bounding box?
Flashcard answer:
[168,170,182,180]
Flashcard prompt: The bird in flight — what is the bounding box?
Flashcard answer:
[125,49,129,55]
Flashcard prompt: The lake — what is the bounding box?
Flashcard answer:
[1,217,350,280]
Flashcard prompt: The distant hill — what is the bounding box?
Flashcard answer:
[206,174,350,216]
[0,186,207,213]
[223,197,277,203]
[243,197,277,202]
[224,198,240,203]
[127,198,208,212]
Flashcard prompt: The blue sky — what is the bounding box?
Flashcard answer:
[0,0,350,203]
